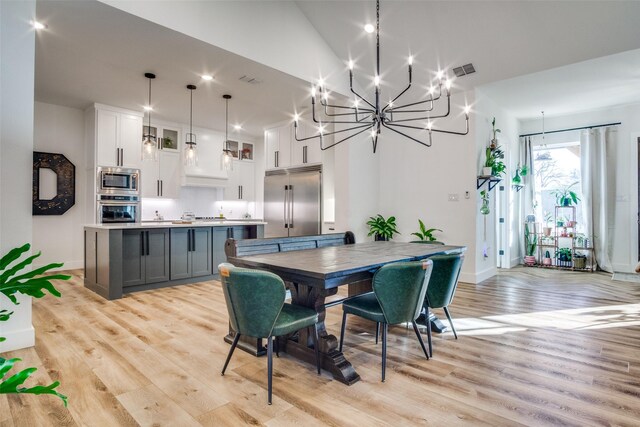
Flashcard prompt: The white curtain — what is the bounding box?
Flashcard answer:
[519,137,535,259]
[580,127,616,272]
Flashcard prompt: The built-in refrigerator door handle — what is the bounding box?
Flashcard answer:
[289,185,294,228]
[284,185,289,228]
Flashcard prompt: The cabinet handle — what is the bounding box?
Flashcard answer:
[160,180,163,197]
[241,185,243,199]
[140,231,145,256]
[145,231,150,256]
[157,180,160,197]
[119,148,123,166]
[275,150,279,168]
[238,185,241,200]
[303,146,307,164]
[192,229,196,252]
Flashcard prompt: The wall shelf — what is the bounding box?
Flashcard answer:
[512,184,524,192]
[476,175,502,191]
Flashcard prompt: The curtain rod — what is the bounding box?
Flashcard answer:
[519,122,621,138]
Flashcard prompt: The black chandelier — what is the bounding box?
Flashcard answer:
[294,0,470,153]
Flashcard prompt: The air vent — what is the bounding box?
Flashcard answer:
[452,63,476,78]
[239,75,263,85]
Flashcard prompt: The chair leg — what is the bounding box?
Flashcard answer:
[381,323,388,382]
[313,324,321,375]
[221,333,241,376]
[339,311,347,352]
[443,306,458,339]
[274,337,280,358]
[375,322,380,344]
[426,307,433,358]
[267,336,273,405]
[411,320,429,360]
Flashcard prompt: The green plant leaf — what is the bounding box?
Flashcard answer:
[1,277,66,304]
[0,253,41,284]
[0,309,13,322]
[0,244,30,271]
[0,359,67,407]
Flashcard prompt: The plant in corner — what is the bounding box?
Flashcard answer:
[484,146,506,177]
[1,243,69,406]
[543,211,553,236]
[411,219,442,242]
[366,214,399,241]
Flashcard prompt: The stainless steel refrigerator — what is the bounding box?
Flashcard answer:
[264,166,322,238]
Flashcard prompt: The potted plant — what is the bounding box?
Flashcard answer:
[366,214,399,241]
[543,250,552,266]
[524,222,537,266]
[556,216,565,228]
[480,190,490,215]
[411,219,442,242]
[543,211,553,236]
[573,252,587,269]
[484,146,506,177]
[1,243,69,406]
[556,247,572,267]
[490,117,500,148]
[553,183,580,207]
[511,166,522,185]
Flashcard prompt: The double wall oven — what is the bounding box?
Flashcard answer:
[97,167,141,223]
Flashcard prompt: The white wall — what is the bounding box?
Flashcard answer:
[376,91,480,283]
[520,104,640,273]
[0,0,36,352]
[475,88,521,273]
[33,102,86,270]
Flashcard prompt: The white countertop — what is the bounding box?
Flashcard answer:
[85,220,266,230]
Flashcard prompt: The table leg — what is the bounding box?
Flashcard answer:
[282,282,361,385]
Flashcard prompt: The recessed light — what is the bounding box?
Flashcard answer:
[201,74,213,81]
[233,124,242,131]
[364,23,374,33]
[144,106,153,111]
[31,20,47,30]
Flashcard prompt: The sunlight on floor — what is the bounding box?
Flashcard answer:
[452,303,640,336]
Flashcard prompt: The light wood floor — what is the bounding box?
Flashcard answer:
[2,267,640,426]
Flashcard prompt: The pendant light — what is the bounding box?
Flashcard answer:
[184,84,198,166]
[220,94,234,172]
[142,72,158,161]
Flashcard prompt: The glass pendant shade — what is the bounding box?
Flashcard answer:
[142,73,158,162]
[142,134,157,161]
[220,148,234,171]
[184,85,198,166]
[221,94,234,172]
[184,138,198,167]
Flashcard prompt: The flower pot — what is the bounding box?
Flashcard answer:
[482,167,493,176]
[374,234,388,242]
[543,258,552,266]
[573,257,586,269]
[566,220,576,228]
[524,255,536,266]
[562,199,571,207]
[543,227,552,236]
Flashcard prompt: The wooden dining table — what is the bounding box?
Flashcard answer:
[228,241,466,385]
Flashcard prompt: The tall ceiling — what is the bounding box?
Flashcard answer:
[35,0,640,134]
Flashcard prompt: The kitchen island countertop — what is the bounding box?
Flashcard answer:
[85,220,266,230]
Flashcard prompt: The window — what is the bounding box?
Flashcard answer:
[532,141,584,232]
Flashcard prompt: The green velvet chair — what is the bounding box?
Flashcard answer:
[218,263,321,405]
[339,260,433,382]
[423,253,465,356]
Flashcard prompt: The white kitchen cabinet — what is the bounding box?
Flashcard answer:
[223,160,255,201]
[94,106,143,168]
[265,128,279,170]
[291,121,322,165]
[141,151,180,198]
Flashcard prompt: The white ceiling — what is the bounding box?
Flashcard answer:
[35,0,640,134]
[296,0,640,116]
[34,0,314,138]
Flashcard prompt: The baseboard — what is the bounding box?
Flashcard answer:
[459,266,496,285]
[0,325,35,352]
[612,272,640,284]
[509,257,521,268]
[33,260,83,271]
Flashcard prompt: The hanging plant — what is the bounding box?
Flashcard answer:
[480,190,490,215]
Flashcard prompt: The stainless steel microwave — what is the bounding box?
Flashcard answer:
[97,195,140,223]
[97,167,140,195]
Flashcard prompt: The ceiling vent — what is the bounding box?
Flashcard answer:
[452,63,476,78]
[239,75,263,85]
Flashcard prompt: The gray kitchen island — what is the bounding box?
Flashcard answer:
[84,221,265,299]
